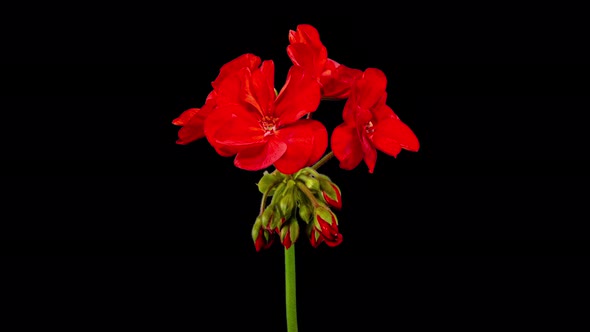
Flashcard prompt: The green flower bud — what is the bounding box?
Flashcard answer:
[278,180,296,219]
[298,203,313,224]
[289,219,300,244]
[252,216,274,252]
[279,194,294,218]
[317,174,342,210]
[269,182,287,205]
[280,217,300,249]
[296,174,320,192]
[252,216,263,242]
[318,174,336,197]
[312,204,342,247]
[260,203,275,229]
[269,204,286,232]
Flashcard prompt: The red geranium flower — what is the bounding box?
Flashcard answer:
[331,68,420,173]
[172,53,261,145]
[204,60,327,174]
[287,24,362,99]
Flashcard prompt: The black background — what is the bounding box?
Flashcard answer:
[1,7,589,331]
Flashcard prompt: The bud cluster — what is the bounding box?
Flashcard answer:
[252,167,343,251]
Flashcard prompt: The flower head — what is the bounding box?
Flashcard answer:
[331,68,420,173]
[204,60,327,174]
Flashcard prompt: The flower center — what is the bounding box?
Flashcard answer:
[364,121,375,135]
[261,116,278,137]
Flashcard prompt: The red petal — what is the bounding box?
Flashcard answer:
[172,108,200,126]
[210,141,240,157]
[288,29,297,44]
[309,227,324,248]
[242,60,275,116]
[359,128,378,173]
[204,104,265,147]
[213,70,246,106]
[172,108,205,145]
[234,138,287,171]
[287,25,327,78]
[172,99,219,145]
[322,184,342,210]
[341,98,358,124]
[275,66,321,125]
[315,213,339,242]
[324,233,343,247]
[286,43,316,71]
[320,59,363,99]
[353,68,388,110]
[341,97,373,126]
[273,120,317,174]
[254,228,265,252]
[373,117,420,155]
[290,24,322,47]
[282,229,293,249]
[254,228,274,251]
[331,123,364,171]
[212,53,261,90]
[176,125,204,145]
[304,119,328,166]
[372,102,396,122]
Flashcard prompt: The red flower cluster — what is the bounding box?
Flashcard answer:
[173,24,419,175]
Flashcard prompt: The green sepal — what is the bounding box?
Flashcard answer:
[251,216,263,242]
[298,203,313,224]
[279,181,296,219]
[280,218,300,245]
[260,203,275,229]
[279,220,290,244]
[257,171,284,195]
[269,182,287,205]
[289,219,300,244]
[318,177,338,200]
[269,205,285,232]
[294,186,308,205]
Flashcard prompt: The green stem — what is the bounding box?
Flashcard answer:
[296,181,321,208]
[281,151,333,332]
[312,151,334,170]
[285,244,298,332]
[259,182,278,215]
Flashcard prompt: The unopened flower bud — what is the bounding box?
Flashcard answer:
[319,180,342,210]
[269,207,286,233]
[279,180,296,219]
[260,203,275,230]
[313,205,343,247]
[257,171,280,194]
[269,182,287,205]
[296,174,320,192]
[298,203,313,224]
[280,218,300,249]
[306,223,324,248]
[252,216,274,251]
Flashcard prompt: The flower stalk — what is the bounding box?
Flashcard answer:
[285,244,298,332]
[312,151,334,170]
